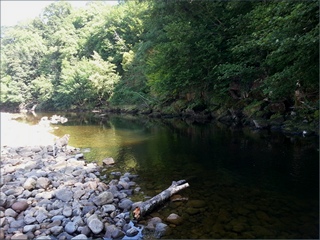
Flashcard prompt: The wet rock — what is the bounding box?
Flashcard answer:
[103,157,115,165]
[166,213,183,225]
[185,207,200,215]
[186,200,206,208]
[154,222,168,238]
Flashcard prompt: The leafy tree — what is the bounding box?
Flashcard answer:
[1,24,47,109]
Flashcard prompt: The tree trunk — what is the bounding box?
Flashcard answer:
[133,180,189,220]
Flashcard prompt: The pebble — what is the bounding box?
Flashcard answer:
[0,144,154,239]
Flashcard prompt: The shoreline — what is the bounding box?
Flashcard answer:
[0,113,169,239]
[1,112,57,148]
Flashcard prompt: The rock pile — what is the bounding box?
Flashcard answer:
[0,145,169,239]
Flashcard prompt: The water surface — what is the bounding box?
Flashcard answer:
[22,112,319,239]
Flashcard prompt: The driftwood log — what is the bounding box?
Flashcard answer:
[132,180,189,220]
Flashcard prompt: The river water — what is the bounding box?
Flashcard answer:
[20,112,319,239]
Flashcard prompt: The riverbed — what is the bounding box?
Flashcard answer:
[1,111,319,239]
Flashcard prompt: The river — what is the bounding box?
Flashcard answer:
[16,111,319,239]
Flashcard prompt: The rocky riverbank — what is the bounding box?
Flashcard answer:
[0,144,170,240]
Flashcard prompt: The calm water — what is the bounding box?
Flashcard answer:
[22,112,319,239]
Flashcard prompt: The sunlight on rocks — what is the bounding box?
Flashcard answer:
[1,112,56,147]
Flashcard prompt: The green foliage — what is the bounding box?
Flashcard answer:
[1,0,318,113]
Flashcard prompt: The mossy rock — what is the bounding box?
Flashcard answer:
[243,100,264,118]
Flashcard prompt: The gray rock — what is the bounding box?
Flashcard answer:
[118,198,133,211]
[93,191,113,206]
[55,188,73,202]
[49,209,62,216]
[73,189,85,200]
[154,222,168,238]
[23,177,37,190]
[87,214,104,234]
[65,221,77,234]
[23,224,37,233]
[72,216,84,226]
[47,220,61,228]
[62,206,73,217]
[5,186,24,196]
[24,215,37,225]
[10,219,25,228]
[35,191,53,199]
[11,233,28,240]
[35,237,51,240]
[71,234,88,240]
[0,217,7,227]
[4,208,18,218]
[22,190,32,198]
[52,200,65,209]
[82,205,97,215]
[57,232,74,240]
[0,192,7,207]
[104,224,125,239]
[102,204,116,213]
[35,211,48,223]
[50,226,64,236]
[126,227,139,237]
[36,177,51,189]
[51,215,65,222]
[80,225,91,236]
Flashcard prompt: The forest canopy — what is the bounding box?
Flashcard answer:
[1,0,318,115]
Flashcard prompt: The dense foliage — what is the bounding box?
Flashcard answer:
[1,0,318,114]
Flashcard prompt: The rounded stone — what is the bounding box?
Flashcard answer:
[65,221,77,234]
[23,177,37,190]
[55,188,73,202]
[36,177,51,189]
[0,192,7,207]
[166,213,183,225]
[62,206,72,217]
[88,215,104,234]
[93,191,113,206]
[4,208,18,218]
[11,200,29,213]
[71,234,88,240]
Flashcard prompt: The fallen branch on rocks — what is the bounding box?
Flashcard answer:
[133,180,189,220]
